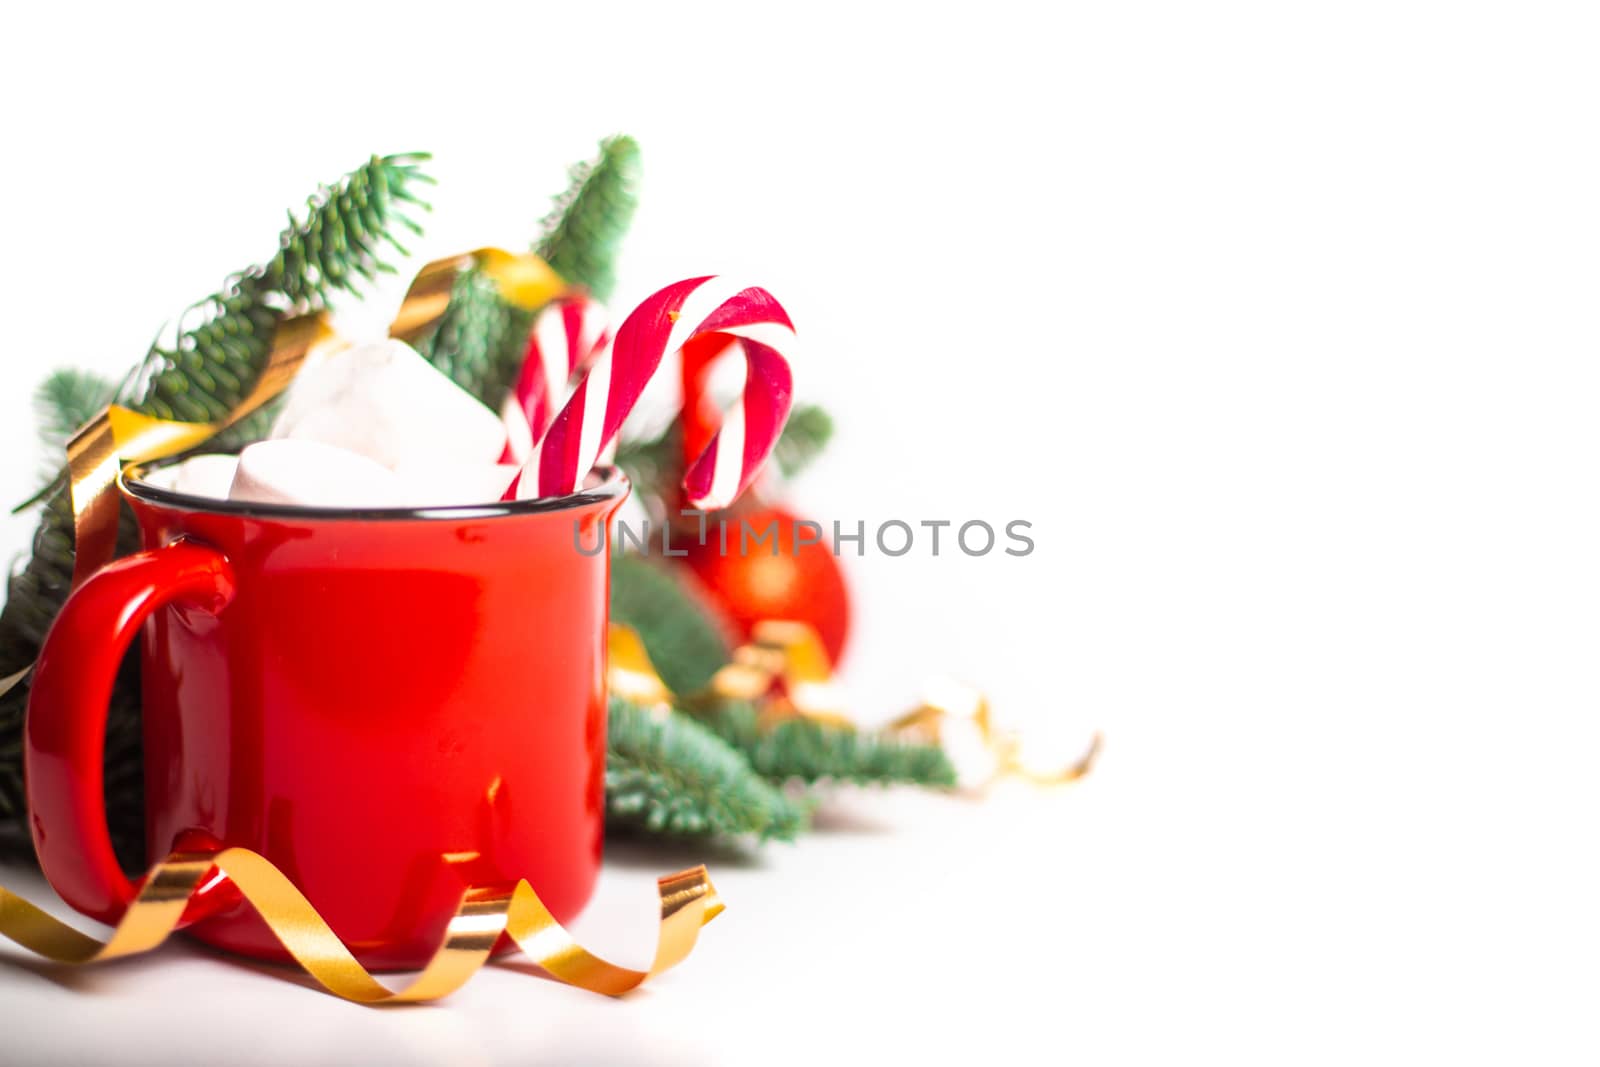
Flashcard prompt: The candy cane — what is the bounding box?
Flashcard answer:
[507,277,794,508]
[500,296,608,463]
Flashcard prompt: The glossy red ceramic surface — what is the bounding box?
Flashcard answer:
[26,467,626,970]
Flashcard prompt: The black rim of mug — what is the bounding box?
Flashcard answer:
[121,460,629,522]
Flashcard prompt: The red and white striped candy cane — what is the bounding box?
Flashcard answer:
[500,295,608,464]
[507,276,794,508]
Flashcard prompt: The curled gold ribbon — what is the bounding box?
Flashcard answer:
[608,621,1102,788]
[888,681,1103,788]
[705,621,856,729]
[0,846,720,1004]
[67,314,341,587]
[389,247,566,343]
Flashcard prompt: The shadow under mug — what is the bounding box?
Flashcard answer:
[24,463,628,970]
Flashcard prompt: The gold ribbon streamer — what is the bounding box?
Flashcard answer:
[67,314,340,587]
[609,621,1102,788]
[0,846,720,1004]
[608,624,676,714]
[388,247,565,343]
[888,682,1103,787]
[704,620,855,728]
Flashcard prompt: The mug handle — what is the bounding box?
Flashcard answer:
[25,539,235,926]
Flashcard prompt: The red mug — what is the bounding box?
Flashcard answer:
[25,463,627,970]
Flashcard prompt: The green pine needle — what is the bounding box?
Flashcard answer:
[410,266,536,407]
[537,135,641,302]
[22,369,117,505]
[607,696,808,840]
[694,700,958,788]
[612,421,683,507]
[608,553,955,790]
[609,553,733,695]
[33,368,116,455]
[772,403,834,478]
[411,136,642,404]
[128,153,433,425]
[260,152,433,304]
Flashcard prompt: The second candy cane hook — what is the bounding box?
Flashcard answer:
[507,277,795,509]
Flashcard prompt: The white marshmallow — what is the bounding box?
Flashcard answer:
[269,339,506,469]
[229,440,406,508]
[393,462,521,507]
[167,454,240,499]
[140,454,237,498]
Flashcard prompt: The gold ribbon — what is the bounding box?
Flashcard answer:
[0,846,720,1004]
[888,681,1103,787]
[388,247,565,344]
[66,314,341,587]
[608,621,1102,787]
[607,624,676,714]
[704,621,856,729]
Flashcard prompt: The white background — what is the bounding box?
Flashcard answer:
[2,1,1598,1062]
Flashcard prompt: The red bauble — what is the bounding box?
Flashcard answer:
[681,505,852,665]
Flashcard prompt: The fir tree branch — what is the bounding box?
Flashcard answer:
[609,552,955,790]
[19,369,117,507]
[609,552,734,695]
[410,266,535,407]
[694,700,958,789]
[772,403,834,478]
[125,153,432,424]
[612,422,683,511]
[259,153,432,303]
[537,135,641,303]
[34,369,117,456]
[607,696,808,840]
[411,136,641,404]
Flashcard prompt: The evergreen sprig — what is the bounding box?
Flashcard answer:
[22,369,118,503]
[126,154,432,425]
[612,421,684,511]
[33,369,117,457]
[537,135,641,302]
[772,403,834,478]
[609,552,734,695]
[411,136,641,404]
[608,553,957,790]
[259,154,431,304]
[695,700,958,788]
[411,266,534,407]
[607,696,808,840]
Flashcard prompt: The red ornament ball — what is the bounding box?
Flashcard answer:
[681,506,852,666]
